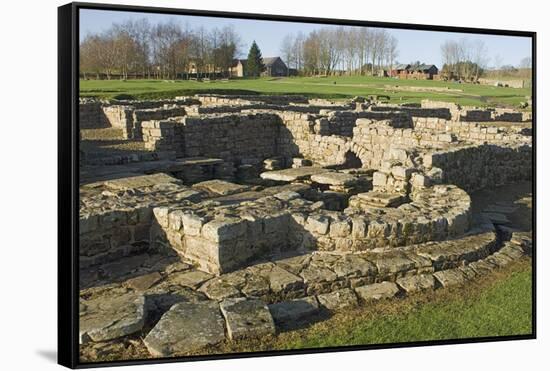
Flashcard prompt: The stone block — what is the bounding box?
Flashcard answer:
[181,212,204,236]
[268,296,320,325]
[202,218,247,242]
[372,171,387,187]
[143,301,225,356]
[355,282,400,301]
[80,293,146,344]
[317,288,358,310]
[329,220,352,237]
[396,274,435,292]
[220,298,276,340]
[305,215,331,235]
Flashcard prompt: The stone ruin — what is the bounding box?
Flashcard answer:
[78,93,532,358]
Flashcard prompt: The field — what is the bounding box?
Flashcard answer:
[80,76,531,108]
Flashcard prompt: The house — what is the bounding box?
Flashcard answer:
[390,64,439,80]
[230,56,289,77]
[261,57,289,77]
[229,59,247,77]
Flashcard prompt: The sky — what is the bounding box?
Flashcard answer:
[80,9,532,68]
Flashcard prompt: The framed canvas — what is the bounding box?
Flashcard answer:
[58,2,536,368]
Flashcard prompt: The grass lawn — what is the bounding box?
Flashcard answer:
[205,259,533,355]
[79,76,531,108]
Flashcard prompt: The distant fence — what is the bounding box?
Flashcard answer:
[79,72,229,80]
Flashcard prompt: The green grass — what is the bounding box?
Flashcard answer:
[79,76,531,108]
[283,269,532,349]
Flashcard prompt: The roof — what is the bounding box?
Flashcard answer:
[393,64,438,72]
[231,59,247,67]
[262,57,281,66]
[231,56,284,67]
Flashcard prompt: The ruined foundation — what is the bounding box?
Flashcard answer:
[78,94,532,358]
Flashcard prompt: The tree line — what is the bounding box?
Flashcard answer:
[280,27,399,76]
[439,38,489,81]
[80,19,401,79]
[80,19,241,79]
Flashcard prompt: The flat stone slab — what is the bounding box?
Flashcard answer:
[317,288,358,310]
[165,270,214,290]
[357,191,405,207]
[80,293,146,344]
[143,301,225,357]
[355,282,400,301]
[104,173,181,191]
[481,212,510,225]
[220,298,276,340]
[158,157,224,172]
[433,268,468,287]
[192,179,250,196]
[123,272,163,291]
[483,204,518,214]
[396,274,436,292]
[260,167,331,182]
[310,172,358,186]
[268,296,320,325]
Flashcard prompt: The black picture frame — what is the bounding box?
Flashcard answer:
[58,2,537,368]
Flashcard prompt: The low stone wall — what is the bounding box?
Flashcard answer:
[413,117,532,144]
[371,105,452,120]
[195,94,308,105]
[79,101,109,129]
[142,113,285,161]
[324,111,412,137]
[102,105,186,139]
[79,207,153,268]
[423,144,532,192]
[151,182,471,274]
[420,99,528,122]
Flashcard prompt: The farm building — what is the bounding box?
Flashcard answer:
[230,57,289,77]
[391,64,439,80]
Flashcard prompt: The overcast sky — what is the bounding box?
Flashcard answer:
[80,9,532,68]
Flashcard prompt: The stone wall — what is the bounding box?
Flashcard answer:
[142,113,283,162]
[371,105,452,120]
[151,182,472,274]
[195,94,308,105]
[422,144,532,192]
[79,101,109,129]
[79,206,154,268]
[420,99,528,122]
[102,105,186,139]
[412,117,532,144]
[324,111,412,137]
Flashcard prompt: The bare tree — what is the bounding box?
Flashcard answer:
[519,57,532,69]
[280,34,295,76]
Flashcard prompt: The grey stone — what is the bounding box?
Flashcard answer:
[355,282,400,301]
[199,278,242,301]
[311,172,358,186]
[143,301,225,357]
[167,270,214,289]
[433,269,468,287]
[481,212,510,225]
[268,296,320,325]
[220,298,276,340]
[124,272,163,291]
[193,179,249,196]
[260,167,330,182]
[201,218,247,242]
[317,288,358,310]
[80,293,146,344]
[396,274,435,292]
